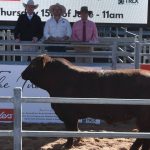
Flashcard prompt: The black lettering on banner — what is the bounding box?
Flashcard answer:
[63,9,71,17]
[0,8,24,16]
[73,10,93,18]
[0,70,38,90]
[73,10,80,17]
[0,7,84,19]
[41,9,51,17]
[41,9,72,18]
[17,79,38,90]
[0,71,11,88]
[118,0,124,4]
[102,11,124,19]
[118,0,138,4]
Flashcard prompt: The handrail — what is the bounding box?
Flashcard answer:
[120,27,139,38]
[1,87,150,150]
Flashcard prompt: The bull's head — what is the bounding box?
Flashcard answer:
[22,54,74,96]
[21,54,52,89]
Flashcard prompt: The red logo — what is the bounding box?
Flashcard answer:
[0,109,14,121]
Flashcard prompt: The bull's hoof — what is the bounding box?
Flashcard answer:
[61,143,73,150]
[74,137,82,146]
[61,137,74,149]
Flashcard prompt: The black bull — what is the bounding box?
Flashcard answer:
[21,54,150,150]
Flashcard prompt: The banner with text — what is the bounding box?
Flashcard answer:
[0,64,63,123]
[0,64,100,124]
[0,0,148,24]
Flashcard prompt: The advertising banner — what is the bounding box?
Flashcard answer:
[0,64,100,124]
[0,64,63,123]
[0,109,13,122]
[0,0,148,24]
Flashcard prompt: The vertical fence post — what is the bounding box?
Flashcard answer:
[139,27,143,42]
[6,30,12,61]
[134,41,141,69]
[13,87,22,150]
[0,30,6,61]
[112,41,117,70]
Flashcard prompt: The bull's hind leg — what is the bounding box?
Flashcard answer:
[130,139,143,150]
[132,108,150,150]
[131,139,150,150]
[135,110,150,150]
[63,119,78,149]
[141,139,150,150]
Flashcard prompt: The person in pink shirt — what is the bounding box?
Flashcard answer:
[72,6,98,63]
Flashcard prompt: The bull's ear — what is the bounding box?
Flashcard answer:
[42,54,52,67]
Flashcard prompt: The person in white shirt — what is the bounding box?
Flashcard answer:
[44,3,72,52]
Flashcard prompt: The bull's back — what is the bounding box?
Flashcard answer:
[51,69,150,124]
[75,69,150,99]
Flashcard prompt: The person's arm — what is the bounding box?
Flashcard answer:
[35,16,43,40]
[91,23,98,41]
[43,20,50,40]
[71,23,78,41]
[65,20,72,38]
[14,15,22,40]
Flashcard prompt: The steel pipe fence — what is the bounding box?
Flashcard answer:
[1,87,150,150]
[0,38,137,70]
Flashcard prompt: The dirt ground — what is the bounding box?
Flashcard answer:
[0,120,139,150]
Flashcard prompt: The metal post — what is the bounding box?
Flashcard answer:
[112,41,117,70]
[13,87,22,150]
[0,30,6,61]
[139,28,143,42]
[134,41,141,69]
[6,30,12,61]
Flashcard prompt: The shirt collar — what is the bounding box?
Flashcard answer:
[27,13,33,20]
[82,20,88,23]
[52,17,63,23]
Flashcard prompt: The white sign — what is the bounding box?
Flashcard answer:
[0,64,63,123]
[0,0,148,24]
[0,64,100,124]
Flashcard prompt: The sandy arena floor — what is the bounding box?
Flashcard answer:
[0,120,139,150]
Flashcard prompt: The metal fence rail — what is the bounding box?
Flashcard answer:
[0,38,138,69]
[1,87,150,150]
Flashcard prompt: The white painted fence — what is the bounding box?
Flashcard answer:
[0,38,138,70]
[1,87,150,150]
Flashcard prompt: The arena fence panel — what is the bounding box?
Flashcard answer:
[0,38,139,69]
[1,87,150,150]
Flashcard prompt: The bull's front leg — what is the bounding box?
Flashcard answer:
[63,119,79,149]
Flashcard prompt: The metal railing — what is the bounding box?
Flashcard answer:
[0,28,140,66]
[0,37,137,69]
[1,87,150,150]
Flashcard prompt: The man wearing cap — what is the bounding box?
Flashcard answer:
[14,0,43,61]
[72,6,98,63]
[43,3,72,52]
